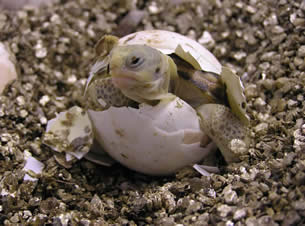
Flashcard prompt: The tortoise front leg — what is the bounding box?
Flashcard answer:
[196,104,251,163]
[85,77,135,111]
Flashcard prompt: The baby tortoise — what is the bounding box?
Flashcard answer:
[85,30,251,163]
[44,30,251,175]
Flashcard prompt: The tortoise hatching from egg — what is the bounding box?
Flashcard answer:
[44,30,251,175]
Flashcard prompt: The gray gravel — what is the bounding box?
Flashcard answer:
[0,0,304,225]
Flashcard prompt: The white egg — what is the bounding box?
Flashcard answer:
[88,97,214,175]
[44,106,93,163]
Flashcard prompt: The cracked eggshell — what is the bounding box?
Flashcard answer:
[0,42,18,93]
[118,30,222,74]
[88,97,213,176]
[44,106,93,163]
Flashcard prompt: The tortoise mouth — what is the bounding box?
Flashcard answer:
[110,65,140,90]
[112,75,138,90]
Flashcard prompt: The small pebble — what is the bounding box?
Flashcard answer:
[217,204,232,218]
[222,185,238,204]
[254,123,269,134]
[297,45,305,57]
[233,208,246,220]
[39,95,50,106]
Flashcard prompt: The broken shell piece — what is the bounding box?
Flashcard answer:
[88,97,214,176]
[23,156,45,181]
[43,106,93,165]
[220,67,250,125]
[193,164,220,177]
[0,42,18,93]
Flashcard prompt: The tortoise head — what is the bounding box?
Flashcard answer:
[109,45,176,103]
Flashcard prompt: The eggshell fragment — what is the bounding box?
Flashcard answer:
[221,67,249,125]
[23,156,44,181]
[88,97,214,175]
[0,42,18,93]
[44,106,93,163]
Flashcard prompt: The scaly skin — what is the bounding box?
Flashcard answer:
[86,77,134,111]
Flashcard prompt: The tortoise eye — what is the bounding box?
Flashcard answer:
[131,56,140,64]
[127,55,144,68]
